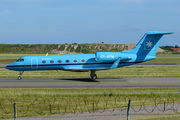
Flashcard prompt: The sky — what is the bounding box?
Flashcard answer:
[0,0,180,46]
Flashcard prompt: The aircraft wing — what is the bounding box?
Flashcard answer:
[68,57,121,71]
[68,67,109,71]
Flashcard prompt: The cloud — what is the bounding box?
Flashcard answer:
[0,10,12,15]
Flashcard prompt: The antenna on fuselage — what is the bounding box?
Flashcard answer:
[46,53,48,56]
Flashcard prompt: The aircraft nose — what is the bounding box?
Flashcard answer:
[5,65,10,70]
[5,64,13,70]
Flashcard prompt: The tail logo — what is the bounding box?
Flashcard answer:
[144,38,155,50]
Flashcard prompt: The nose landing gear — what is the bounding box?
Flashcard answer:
[18,71,24,80]
[90,70,97,80]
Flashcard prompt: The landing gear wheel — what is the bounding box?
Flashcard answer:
[91,76,96,80]
[18,76,22,80]
[91,74,97,80]
[90,70,97,80]
[18,71,24,80]
[95,74,97,79]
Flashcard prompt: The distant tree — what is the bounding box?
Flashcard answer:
[175,45,179,48]
[160,45,174,49]
[59,45,65,51]
[66,45,71,51]
[75,45,81,53]
[70,47,74,52]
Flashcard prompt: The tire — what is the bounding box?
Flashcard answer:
[95,74,97,79]
[91,75,97,80]
[91,76,96,80]
[18,76,22,80]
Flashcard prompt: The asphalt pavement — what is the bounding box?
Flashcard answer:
[0,77,179,88]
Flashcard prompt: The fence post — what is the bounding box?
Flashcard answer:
[14,103,17,120]
[127,100,131,120]
[50,104,52,113]
[164,102,166,112]
[92,103,94,112]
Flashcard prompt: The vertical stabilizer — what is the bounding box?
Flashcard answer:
[132,31,173,57]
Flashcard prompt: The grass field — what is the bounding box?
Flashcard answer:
[0,54,180,64]
[0,66,180,78]
[0,87,180,119]
[141,54,180,64]
[0,54,180,118]
[121,113,180,120]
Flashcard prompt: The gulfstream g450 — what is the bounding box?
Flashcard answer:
[6,31,173,80]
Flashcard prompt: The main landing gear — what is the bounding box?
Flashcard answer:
[18,71,24,80]
[90,70,97,80]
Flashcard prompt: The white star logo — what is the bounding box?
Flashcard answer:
[146,41,153,48]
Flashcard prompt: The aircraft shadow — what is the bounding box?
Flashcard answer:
[54,78,100,82]
[54,77,125,82]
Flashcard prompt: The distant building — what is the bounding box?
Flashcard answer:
[171,48,180,52]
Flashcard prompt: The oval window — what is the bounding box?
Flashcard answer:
[73,59,77,63]
[50,60,54,63]
[42,60,46,64]
[66,60,70,63]
[81,59,85,63]
[58,60,62,63]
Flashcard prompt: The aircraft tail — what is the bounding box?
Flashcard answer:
[131,31,173,57]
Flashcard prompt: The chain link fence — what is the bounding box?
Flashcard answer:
[0,96,180,120]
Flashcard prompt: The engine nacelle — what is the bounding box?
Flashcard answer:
[95,52,130,62]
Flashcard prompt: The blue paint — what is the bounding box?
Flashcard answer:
[5,31,173,79]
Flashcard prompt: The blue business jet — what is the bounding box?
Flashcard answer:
[6,31,173,80]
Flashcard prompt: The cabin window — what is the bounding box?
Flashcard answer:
[42,60,46,64]
[81,59,85,63]
[66,60,69,63]
[58,60,62,63]
[73,59,77,63]
[50,60,54,64]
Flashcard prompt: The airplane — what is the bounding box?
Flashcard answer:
[5,31,173,80]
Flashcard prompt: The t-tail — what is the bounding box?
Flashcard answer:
[129,31,173,61]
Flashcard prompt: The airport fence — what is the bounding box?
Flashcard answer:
[0,96,180,119]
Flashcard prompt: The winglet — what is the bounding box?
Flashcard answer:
[110,57,121,69]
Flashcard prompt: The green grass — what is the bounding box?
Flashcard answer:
[128,113,180,120]
[1,87,180,96]
[1,66,180,78]
[142,54,180,64]
[0,87,180,119]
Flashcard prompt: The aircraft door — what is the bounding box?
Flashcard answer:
[31,58,38,69]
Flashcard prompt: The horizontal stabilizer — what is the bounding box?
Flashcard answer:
[147,31,174,35]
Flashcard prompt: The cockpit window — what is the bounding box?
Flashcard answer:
[16,58,24,62]
[20,59,24,62]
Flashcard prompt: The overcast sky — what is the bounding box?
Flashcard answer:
[0,0,179,46]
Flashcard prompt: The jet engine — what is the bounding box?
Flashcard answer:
[95,52,130,62]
